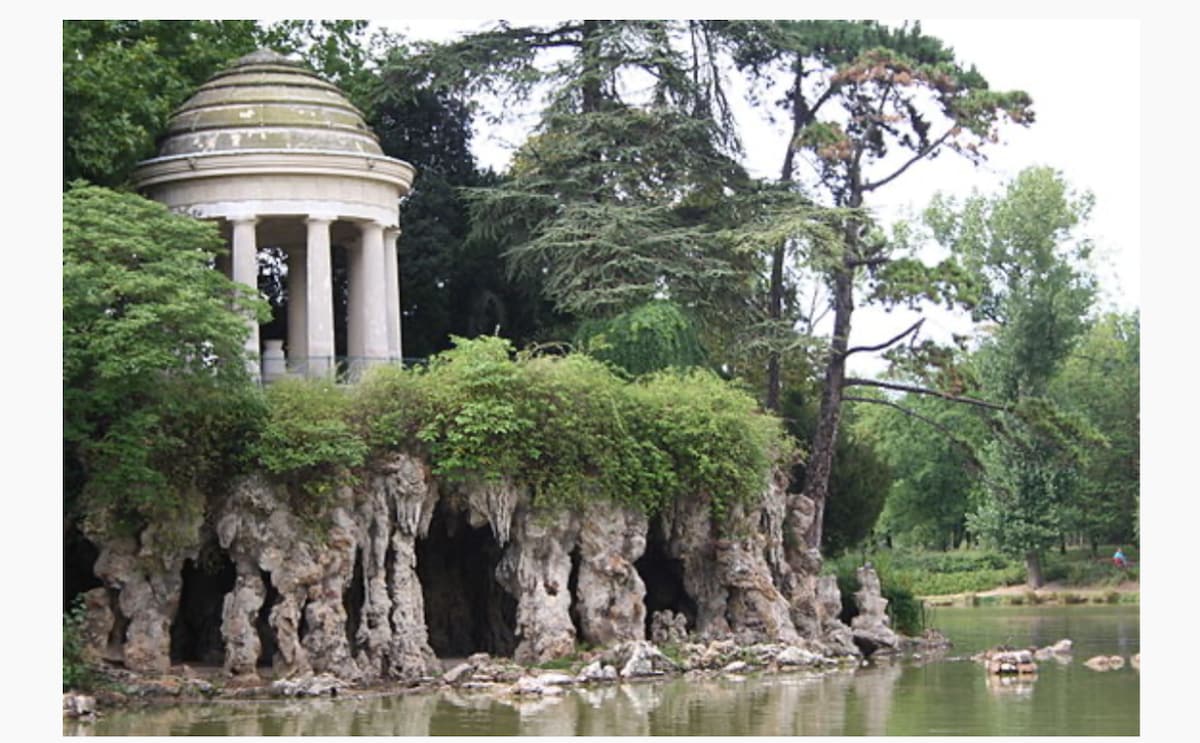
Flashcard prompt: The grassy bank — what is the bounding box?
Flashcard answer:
[829,546,1139,614]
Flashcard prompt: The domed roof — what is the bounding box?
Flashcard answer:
[154,49,384,157]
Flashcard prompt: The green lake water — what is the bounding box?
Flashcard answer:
[66,604,1139,736]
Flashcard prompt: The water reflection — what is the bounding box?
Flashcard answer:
[72,606,1138,736]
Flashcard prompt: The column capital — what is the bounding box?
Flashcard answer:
[305,213,338,225]
[228,213,259,226]
[383,226,403,242]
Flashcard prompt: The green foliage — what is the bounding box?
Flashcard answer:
[576,300,707,376]
[1041,546,1139,587]
[784,389,890,556]
[835,549,1026,597]
[63,596,92,691]
[1049,312,1140,544]
[923,168,1099,575]
[63,20,261,186]
[64,184,267,536]
[353,336,790,523]
[252,379,369,511]
[411,21,761,343]
[631,369,789,522]
[858,393,987,550]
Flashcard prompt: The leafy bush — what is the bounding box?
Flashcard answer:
[575,300,706,376]
[63,596,91,690]
[251,378,368,511]
[364,336,790,523]
[630,369,787,521]
[849,549,1026,596]
[64,184,268,537]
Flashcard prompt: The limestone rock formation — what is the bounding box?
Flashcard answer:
[496,503,579,665]
[850,565,899,656]
[89,512,203,673]
[75,454,858,688]
[649,610,688,645]
[574,502,648,646]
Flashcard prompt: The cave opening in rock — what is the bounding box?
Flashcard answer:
[343,547,365,655]
[567,546,584,640]
[416,503,517,658]
[63,525,102,609]
[170,548,236,665]
[635,517,696,635]
[257,571,280,667]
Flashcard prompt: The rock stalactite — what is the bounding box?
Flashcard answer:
[79,455,865,683]
[574,502,649,647]
[497,505,579,665]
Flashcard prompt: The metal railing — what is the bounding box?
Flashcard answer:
[259,355,427,384]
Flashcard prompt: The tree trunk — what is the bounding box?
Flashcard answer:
[797,266,854,550]
[579,21,604,115]
[765,239,786,411]
[1024,550,1045,589]
[764,59,805,411]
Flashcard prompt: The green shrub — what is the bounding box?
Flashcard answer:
[359,336,790,524]
[575,300,706,377]
[63,596,91,691]
[252,378,368,512]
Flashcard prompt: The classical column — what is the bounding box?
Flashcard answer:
[305,215,337,378]
[286,244,308,373]
[383,227,403,362]
[230,215,260,378]
[346,234,366,369]
[358,221,391,370]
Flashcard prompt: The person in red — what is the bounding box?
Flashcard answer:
[1112,547,1128,568]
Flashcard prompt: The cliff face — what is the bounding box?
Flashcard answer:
[78,452,866,682]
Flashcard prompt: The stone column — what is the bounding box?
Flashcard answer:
[359,221,391,368]
[230,215,261,378]
[383,227,403,362]
[346,234,365,372]
[287,244,308,373]
[305,215,337,378]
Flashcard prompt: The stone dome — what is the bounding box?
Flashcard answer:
[157,49,383,157]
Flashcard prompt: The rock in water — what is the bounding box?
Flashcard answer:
[850,565,899,656]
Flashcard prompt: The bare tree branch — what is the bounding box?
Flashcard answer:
[844,318,924,358]
[844,395,984,470]
[845,255,891,269]
[862,129,954,193]
[844,377,1008,411]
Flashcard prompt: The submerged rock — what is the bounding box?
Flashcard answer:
[1034,639,1074,660]
[1084,655,1125,671]
[776,645,822,667]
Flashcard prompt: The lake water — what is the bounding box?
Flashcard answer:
[67,604,1139,736]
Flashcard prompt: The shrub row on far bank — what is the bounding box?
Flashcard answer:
[250,336,793,526]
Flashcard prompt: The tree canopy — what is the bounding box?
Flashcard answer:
[63,183,267,536]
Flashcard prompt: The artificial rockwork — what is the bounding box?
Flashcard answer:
[76,453,869,685]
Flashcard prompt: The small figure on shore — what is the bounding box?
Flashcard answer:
[1112,548,1128,568]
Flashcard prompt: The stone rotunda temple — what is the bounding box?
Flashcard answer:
[132,49,416,381]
